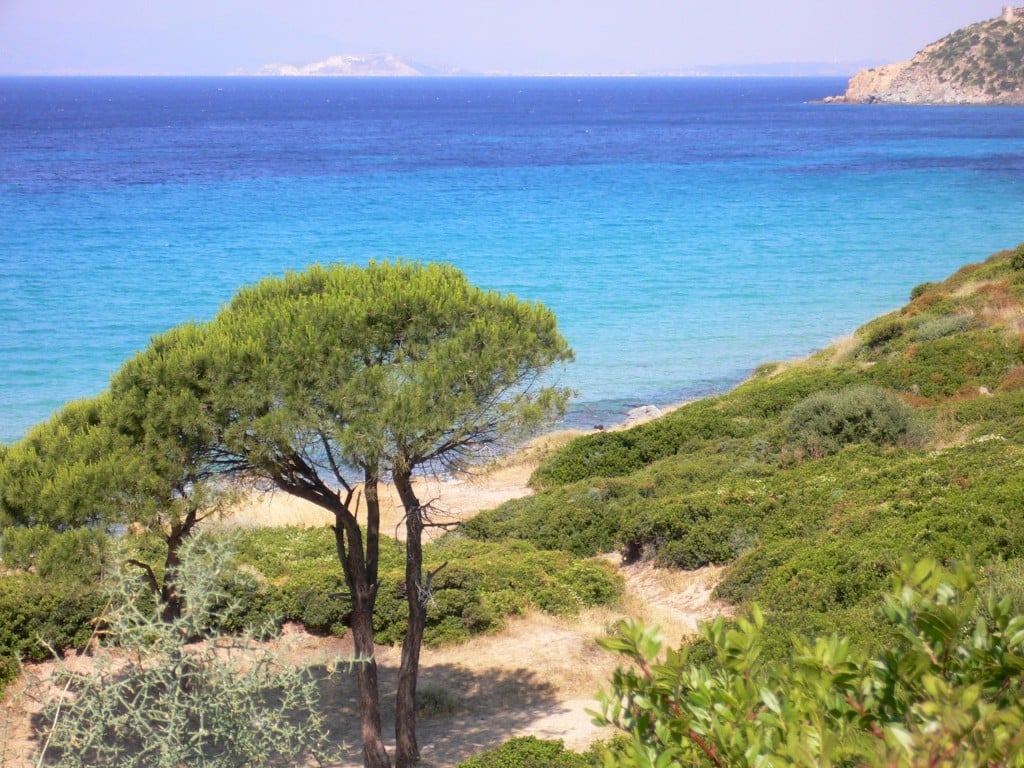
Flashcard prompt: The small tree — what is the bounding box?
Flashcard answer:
[0,379,233,621]
[112,260,573,768]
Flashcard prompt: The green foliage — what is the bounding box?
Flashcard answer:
[469,249,1024,653]
[784,385,920,458]
[462,484,626,557]
[1011,243,1024,270]
[34,537,343,768]
[868,328,1024,399]
[1,526,110,581]
[455,736,601,768]
[414,682,461,718]
[229,528,622,646]
[0,396,138,529]
[0,574,102,666]
[910,281,937,300]
[597,558,1024,767]
[912,313,975,342]
[864,318,905,349]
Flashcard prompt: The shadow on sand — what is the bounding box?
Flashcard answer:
[315,657,570,767]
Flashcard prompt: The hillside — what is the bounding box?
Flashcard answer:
[827,7,1024,104]
[465,243,1024,656]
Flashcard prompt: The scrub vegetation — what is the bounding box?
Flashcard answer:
[466,243,1024,658]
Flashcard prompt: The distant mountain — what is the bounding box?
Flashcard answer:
[254,53,449,77]
[826,7,1024,104]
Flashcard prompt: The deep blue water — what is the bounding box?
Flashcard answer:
[2,76,1023,443]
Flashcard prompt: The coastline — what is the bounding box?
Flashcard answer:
[221,398,690,533]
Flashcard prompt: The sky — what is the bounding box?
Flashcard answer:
[0,1,995,75]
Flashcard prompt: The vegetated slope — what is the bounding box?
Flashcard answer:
[463,243,1024,655]
[828,10,1024,104]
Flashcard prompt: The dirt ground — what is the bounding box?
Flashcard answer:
[1,420,729,768]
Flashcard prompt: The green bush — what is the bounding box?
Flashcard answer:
[913,313,975,342]
[1010,242,1024,270]
[910,281,937,300]
[455,736,600,768]
[785,385,918,458]
[864,318,905,349]
[462,487,624,557]
[0,574,102,665]
[0,652,20,693]
[620,502,733,569]
[1,526,110,581]
[597,558,1024,767]
[530,399,745,488]
[232,528,622,647]
[868,329,1023,399]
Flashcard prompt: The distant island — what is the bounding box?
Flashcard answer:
[253,53,451,77]
[826,5,1024,104]
[248,53,863,79]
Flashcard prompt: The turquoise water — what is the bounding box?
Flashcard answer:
[2,77,1023,442]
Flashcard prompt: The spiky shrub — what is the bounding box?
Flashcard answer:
[34,537,344,768]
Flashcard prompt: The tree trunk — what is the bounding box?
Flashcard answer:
[393,471,425,768]
[160,524,185,623]
[272,457,391,767]
[334,496,391,768]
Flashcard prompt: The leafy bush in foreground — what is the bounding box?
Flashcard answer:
[597,558,1024,767]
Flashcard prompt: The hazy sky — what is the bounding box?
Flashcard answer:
[0,1,994,75]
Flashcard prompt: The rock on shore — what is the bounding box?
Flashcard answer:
[825,8,1024,105]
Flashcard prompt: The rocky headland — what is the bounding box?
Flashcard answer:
[826,6,1024,104]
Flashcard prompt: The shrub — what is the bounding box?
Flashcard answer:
[620,503,733,569]
[462,487,625,557]
[597,558,1024,767]
[1,526,110,581]
[530,400,744,488]
[415,682,461,717]
[910,281,937,300]
[868,329,1023,399]
[455,736,600,768]
[1010,242,1024,270]
[0,574,102,665]
[32,537,343,768]
[864,318,905,349]
[785,385,918,458]
[913,313,974,342]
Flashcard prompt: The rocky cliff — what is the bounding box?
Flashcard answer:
[827,9,1024,104]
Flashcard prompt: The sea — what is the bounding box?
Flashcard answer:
[2,76,1023,444]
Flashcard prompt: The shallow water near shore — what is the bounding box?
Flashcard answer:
[2,76,1023,442]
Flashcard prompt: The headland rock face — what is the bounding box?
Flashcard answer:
[826,7,1024,105]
